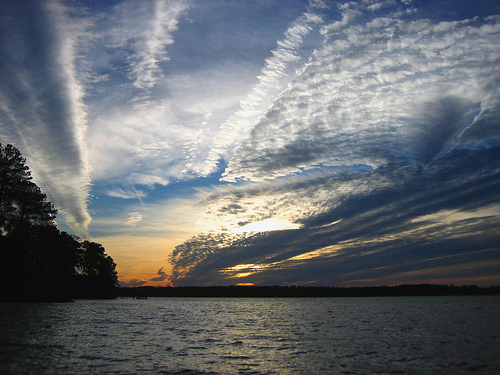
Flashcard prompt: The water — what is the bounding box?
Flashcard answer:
[1,296,499,374]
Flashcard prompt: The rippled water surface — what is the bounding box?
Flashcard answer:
[1,296,499,374]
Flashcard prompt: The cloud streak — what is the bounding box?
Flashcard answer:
[203,2,325,175]
[0,0,91,236]
[105,0,189,91]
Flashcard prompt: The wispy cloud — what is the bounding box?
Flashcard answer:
[125,212,143,227]
[105,0,189,90]
[106,187,148,200]
[203,3,325,174]
[0,0,91,236]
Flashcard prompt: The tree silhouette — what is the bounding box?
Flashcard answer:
[0,144,118,301]
[0,144,56,235]
[73,241,118,298]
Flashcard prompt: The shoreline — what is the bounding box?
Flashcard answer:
[116,284,500,298]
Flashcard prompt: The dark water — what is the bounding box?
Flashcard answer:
[1,296,499,374]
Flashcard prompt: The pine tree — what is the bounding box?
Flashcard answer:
[74,241,118,298]
[0,144,56,235]
[0,144,118,301]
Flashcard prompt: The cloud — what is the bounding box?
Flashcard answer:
[125,212,143,227]
[74,0,330,203]
[79,1,198,185]
[0,0,193,234]
[83,0,301,186]
[0,0,91,236]
[204,3,326,173]
[106,187,148,200]
[105,0,189,90]
[406,96,482,163]
[171,146,500,285]
[150,267,169,282]
[170,1,500,286]
[84,64,251,184]
[223,6,500,182]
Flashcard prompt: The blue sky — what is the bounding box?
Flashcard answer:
[1,0,499,287]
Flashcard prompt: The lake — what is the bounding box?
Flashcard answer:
[1,296,499,374]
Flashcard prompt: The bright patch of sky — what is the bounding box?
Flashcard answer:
[0,0,499,287]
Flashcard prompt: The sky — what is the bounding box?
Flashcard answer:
[1,0,499,287]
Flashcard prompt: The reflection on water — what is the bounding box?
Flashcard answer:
[1,296,499,374]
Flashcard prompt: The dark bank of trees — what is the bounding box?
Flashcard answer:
[0,144,118,301]
[117,284,500,298]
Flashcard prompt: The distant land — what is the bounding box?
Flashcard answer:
[116,284,500,298]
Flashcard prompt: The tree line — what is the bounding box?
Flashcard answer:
[117,284,500,298]
[0,144,117,301]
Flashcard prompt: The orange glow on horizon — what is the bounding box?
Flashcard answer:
[236,283,255,286]
[92,234,180,288]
